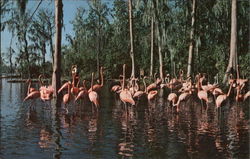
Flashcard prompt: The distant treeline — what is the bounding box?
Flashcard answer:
[1,0,249,82]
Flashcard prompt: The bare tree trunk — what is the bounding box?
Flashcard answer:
[52,0,62,98]
[187,0,196,78]
[97,10,101,76]
[223,0,237,83]
[9,33,14,73]
[42,42,46,75]
[128,0,135,78]
[150,16,154,78]
[50,36,54,67]
[158,45,163,81]
[24,31,30,78]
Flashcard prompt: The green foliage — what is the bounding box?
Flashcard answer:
[1,0,249,81]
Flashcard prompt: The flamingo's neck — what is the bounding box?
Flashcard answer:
[227,83,233,97]
[122,65,125,91]
[27,80,31,95]
[91,73,94,91]
[67,82,70,96]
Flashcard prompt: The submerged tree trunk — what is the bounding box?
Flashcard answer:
[52,0,62,98]
[223,0,237,83]
[128,0,135,78]
[187,0,196,78]
[150,16,154,78]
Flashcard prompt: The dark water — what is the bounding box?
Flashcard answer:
[0,78,249,159]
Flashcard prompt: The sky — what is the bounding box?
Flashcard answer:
[1,0,112,64]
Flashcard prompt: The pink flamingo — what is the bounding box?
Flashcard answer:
[88,72,99,111]
[111,75,123,94]
[75,80,88,102]
[173,92,191,112]
[133,76,147,99]
[38,75,54,101]
[71,74,80,96]
[26,79,36,96]
[147,90,158,101]
[24,77,40,101]
[58,82,70,94]
[119,64,135,106]
[63,81,72,104]
[167,93,177,106]
[235,85,250,102]
[197,74,208,111]
[88,67,104,92]
[216,82,233,109]
[23,90,40,101]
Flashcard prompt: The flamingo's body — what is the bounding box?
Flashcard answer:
[133,91,146,99]
[89,91,99,107]
[88,67,104,92]
[24,91,40,101]
[63,82,72,104]
[88,72,100,109]
[133,76,147,99]
[58,82,70,94]
[174,92,190,112]
[120,89,135,105]
[167,93,177,105]
[216,83,233,108]
[111,85,121,93]
[213,88,224,96]
[40,86,54,101]
[75,90,88,102]
[197,90,208,103]
[26,79,36,95]
[119,64,135,106]
[147,90,158,101]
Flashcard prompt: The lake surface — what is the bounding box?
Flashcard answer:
[0,78,249,159]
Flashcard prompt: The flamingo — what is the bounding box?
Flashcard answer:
[71,74,80,96]
[79,80,87,91]
[23,90,40,101]
[216,82,233,109]
[88,67,104,92]
[197,74,208,111]
[88,73,99,110]
[236,65,248,90]
[212,87,224,101]
[75,80,88,102]
[235,85,250,102]
[38,75,54,101]
[133,76,147,99]
[58,82,70,94]
[167,93,177,106]
[111,75,123,94]
[119,64,135,106]
[26,79,36,96]
[173,92,191,112]
[63,81,72,104]
[146,78,161,93]
[147,90,158,101]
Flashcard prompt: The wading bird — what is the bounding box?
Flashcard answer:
[88,73,99,111]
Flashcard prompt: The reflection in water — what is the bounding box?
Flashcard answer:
[0,78,249,159]
[39,128,52,149]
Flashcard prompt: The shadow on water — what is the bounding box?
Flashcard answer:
[0,78,249,159]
